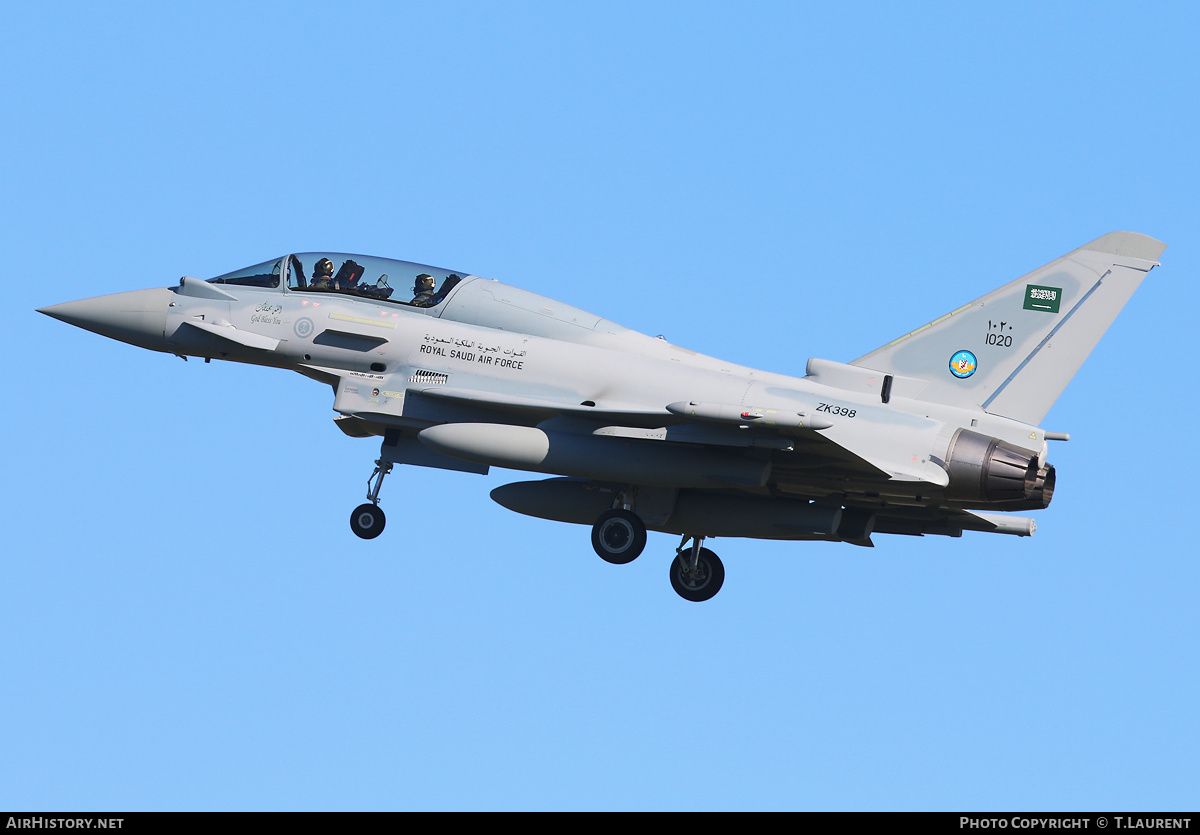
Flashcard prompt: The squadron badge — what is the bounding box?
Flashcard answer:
[949,349,977,379]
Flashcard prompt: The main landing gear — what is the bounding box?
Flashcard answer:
[350,458,391,540]
[669,535,725,603]
[589,508,725,602]
[591,508,647,564]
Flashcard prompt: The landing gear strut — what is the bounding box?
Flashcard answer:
[350,458,391,540]
[670,535,725,602]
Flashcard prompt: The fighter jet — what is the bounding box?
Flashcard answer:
[38,232,1164,601]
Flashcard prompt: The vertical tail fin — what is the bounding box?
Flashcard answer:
[852,232,1165,425]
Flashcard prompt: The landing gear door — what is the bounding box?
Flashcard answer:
[333,375,407,421]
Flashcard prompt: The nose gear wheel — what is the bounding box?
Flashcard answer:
[351,503,386,539]
[350,459,392,540]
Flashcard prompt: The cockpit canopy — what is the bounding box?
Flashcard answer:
[202,252,634,348]
[208,253,465,308]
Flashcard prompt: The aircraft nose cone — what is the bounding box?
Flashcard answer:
[38,287,173,351]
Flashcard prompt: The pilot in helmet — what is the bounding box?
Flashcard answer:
[311,258,336,290]
[412,273,436,306]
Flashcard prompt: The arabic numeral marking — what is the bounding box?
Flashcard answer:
[985,333,1013,347]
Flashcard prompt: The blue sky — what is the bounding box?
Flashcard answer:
[2,1,1198,811]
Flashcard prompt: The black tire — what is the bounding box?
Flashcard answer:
[670,548,725,602]
[590,509,647,564]
[351,503,385,540]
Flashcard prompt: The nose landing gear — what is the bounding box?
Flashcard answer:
[350,458,392,540]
